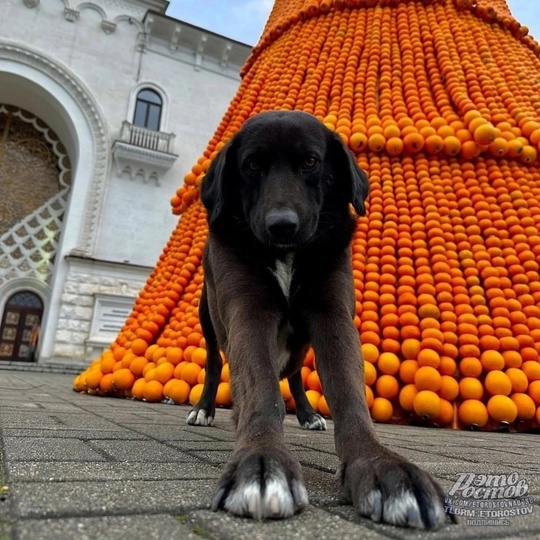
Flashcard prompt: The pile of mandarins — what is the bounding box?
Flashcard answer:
[74,0,540,431]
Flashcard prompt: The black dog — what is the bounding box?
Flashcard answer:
[187,110,448,528]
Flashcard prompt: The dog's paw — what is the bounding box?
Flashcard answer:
[186,407,215,426]
[301,413,327,431]
[212,449,308,519]
[340,453,449,530]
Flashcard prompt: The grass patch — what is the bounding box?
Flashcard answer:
[0,521,9,540]
[0,450,5,486]
[192,525,211,538]
[175,515,211,538]
[0,449,10,540]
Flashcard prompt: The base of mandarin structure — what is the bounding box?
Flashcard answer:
[75,0,540,432]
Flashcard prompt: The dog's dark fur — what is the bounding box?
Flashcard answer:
[187,110,450,528]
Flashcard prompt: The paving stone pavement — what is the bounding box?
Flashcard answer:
[0,370,539,539]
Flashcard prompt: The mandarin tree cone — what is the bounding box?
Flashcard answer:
[75,0,540,432]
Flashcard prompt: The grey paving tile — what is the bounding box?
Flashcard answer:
[428,449,540,466]
[330,505,540,539]
[168,440,234,452]
[113,413,188,425]
[188,450,231,467]
[87,440,197,462]
[291,447,341,473]
[302,466,346,506]
[32,402,85,413]
[0,401,41,409]
[125,424,224,441]
[383,446,469,465]
[178,425,237,442]
[48,413,132,430]
[6,461,220,482]
[72,400,156,411]
[1,428,150,440]
[10,479,215,519]
[0,412,61,429]
[0,411,122,431]
[3,437,107,462]
[13,514,201,540]
[186,506,389,540]
[284,435,335,450]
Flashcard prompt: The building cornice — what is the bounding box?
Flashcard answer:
[20,1,250,70]
[143,12,251,74]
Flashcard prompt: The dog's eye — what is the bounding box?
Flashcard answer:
[247,160,263,173]
[302,157,318,169]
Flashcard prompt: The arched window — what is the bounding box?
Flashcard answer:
[133,89,162,131]
[0,291,43,362]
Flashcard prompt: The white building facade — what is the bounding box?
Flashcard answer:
[0,0,250,368]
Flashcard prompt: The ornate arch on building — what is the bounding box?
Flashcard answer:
[0,278,50,316]
[0,39,111,256]
[77,2,108,20]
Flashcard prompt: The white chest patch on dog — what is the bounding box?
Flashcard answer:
[270,254,294,373]
[271,253,294,299]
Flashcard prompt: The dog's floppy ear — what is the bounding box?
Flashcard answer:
[200,140,235,225]
[328,133,370,216]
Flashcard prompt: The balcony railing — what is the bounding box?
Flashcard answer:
[118,121,176,153]
[112,122,178,183]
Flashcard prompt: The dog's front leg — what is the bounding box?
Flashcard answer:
[309,304,448,530]
[212,313,308,519]
[288,370,326,430]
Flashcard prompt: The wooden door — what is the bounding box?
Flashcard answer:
[0,291,43,361]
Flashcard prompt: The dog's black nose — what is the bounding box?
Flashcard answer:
[266,209,299,242]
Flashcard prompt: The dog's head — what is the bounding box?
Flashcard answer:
[201,110,369,248]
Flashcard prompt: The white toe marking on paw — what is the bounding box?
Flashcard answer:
[196,409,214,425]
[302,415,327,431]
[361,489,382,522]
[224,472,307,519]
[186,409,214,426]
[263,476,295,518]
[383,491,421,527]
[291,479,309,508]
[246,484,263,519]
[428,495,445,526]
[224,481,263,519]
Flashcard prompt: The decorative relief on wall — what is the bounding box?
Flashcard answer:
[0,106,71,287]
[22,0,148,33]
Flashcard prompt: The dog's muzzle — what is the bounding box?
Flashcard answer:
[266,209,300,244]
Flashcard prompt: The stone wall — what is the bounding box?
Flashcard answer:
[50,257,150,363]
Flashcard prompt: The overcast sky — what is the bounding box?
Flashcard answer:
[166,0,273,45]
[166,1,540,46]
